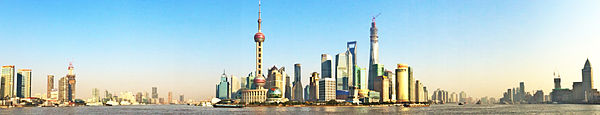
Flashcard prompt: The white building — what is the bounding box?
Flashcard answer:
[319,78,336,101]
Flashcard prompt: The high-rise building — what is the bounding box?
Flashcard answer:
[356,66,367,90]
[459,91,467,103]
[319,78,336,101]
[582,59,593,93]
[266,66,286,100]
[385,70,396,102]
[1,65,15,99]
[554,78,561,89]
[91,88,100,102]
[304,85,310,101]
[368,64,384,90]
[179,94,184,104]
[408,67,415,102]
[292,63,304,102]
[216,72,230,99]
[368,18,379,91]
[335,52,352,90]
[347,41,357,89]
[374,75,389,103]
[168,91,172,104]
[309,72,320,101]
[230,75,240,98]
[16,69,32,98]
[59,63,76,102]
[321,54,333,79]
[152,87,158,99]
[246,72,255,89]
[47,75,54,99]
[285,74,292,100]
[241,76,247,89]
[396,64,409,102]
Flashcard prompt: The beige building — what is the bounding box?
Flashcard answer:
[374,75,390,103]
[241,89,267,103]
[1,65,15,98]
[396,64,409,103]
[309,72,320,102]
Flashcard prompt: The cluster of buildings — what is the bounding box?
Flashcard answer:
[430,90,478,104]
[499,82,548,104]
[0,63,77,106]
[550,59,599,104]
[215,2,431,104]
[85,87,186,106]
[499,59,599,104]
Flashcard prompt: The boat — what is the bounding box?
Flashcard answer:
[458,102,464,105]
[403,103,430,107]
[212,99,244,108]
[476,100,481,104]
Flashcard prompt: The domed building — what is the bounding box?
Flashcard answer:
[266,87,288,103]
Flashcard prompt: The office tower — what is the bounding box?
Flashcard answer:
[321,54,333,79]
[136,92,143,103]
[309,72,320,101]
[368,64,384,90]
[318,78,336,101]
[240,2,269,104]
[168,91,172,104]
[230,75,240,98]
[59,63,76,102]
[1,65,15,99]
[292,63,304,101]
[396,64,409,102]
[459,91,467,103]
[266,66,286,99]
[554,78,561,89]
[47,75,54,99]
[152,87,158,99]
[356,66,367,90]
[347,41,357,88]
[304,85,310,101]
[415,80,422,103]
[16,69,32,98]
[519,82,525,99]
[241,76,247,89]
[216,72,230,99]
[285,74,292,100]
[246,72,255,89]
[423,87,428,102]
[179,94,184,104]
[374,75,389,103]
[385,70,396,102]
[582,59,593,92]
[408,67,415,102]
[335,52,352,90]
[92,88,100,102]
[368,18,379,91]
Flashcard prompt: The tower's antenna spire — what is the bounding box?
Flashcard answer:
[258,0,262,32]
[372,13,381,22]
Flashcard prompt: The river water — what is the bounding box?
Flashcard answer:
[1,104,599,114]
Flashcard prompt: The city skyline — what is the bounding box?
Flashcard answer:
[1,0,600,100]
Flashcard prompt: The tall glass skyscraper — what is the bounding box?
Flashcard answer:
[16,69,31,98]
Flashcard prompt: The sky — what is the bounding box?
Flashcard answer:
[0,0,599,100]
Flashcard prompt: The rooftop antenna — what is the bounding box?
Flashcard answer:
[258,0,262,32]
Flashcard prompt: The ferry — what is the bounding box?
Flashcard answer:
[212,99,244,108]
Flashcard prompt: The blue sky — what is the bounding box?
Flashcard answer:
[0,0,599,100]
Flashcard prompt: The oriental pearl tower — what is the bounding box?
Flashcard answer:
[253,1,266,89]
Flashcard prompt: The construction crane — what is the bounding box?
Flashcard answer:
[372,13,381,22]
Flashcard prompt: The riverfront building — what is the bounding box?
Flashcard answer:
[16,69,32,98]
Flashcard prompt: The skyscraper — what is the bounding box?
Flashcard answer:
[368,64,384,90]
[152,87,158,99]
[230,75,240,98]
[318,78,336,101]
[59,63,76,102]
[292,63,304,101]
[396,64,409,102]
[246,72,255,89]
[168,91,172,104]
[47,75,54,99]
[16,69,31,98]
[347,41,357,88]
[335,52,352,90]
[321,54,333,79]
[368,17,380,90]
[179,94,184,104]
[408,67,415,102]
[374,75,389,103]
[92,88,100,102]
[216,72,230,99]
[1,65,15,99]
[582,59,593,92]
[266,66,286,99]
[285,74,292,100]
[309,72,320,101]
[253,0,266,84]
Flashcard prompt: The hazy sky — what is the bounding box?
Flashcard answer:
[0,0,599,100]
